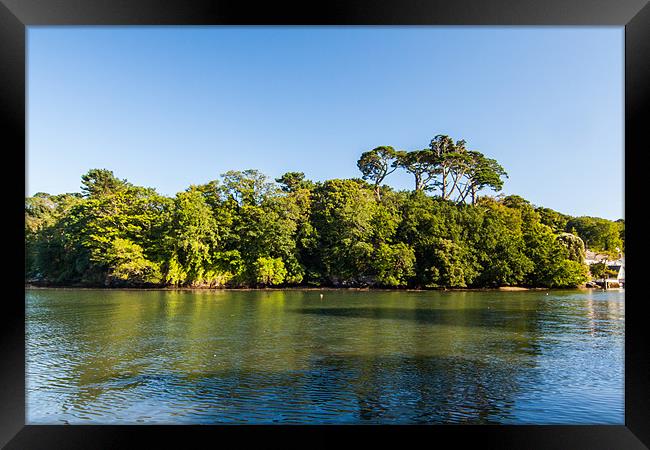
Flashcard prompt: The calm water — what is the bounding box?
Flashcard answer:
[26,288,624,424]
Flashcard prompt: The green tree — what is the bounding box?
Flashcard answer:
[27,193,89,283]
[395,149,439,192]
[311,179,381,283]
[254,257,287,286]
[537,207,571,232]
[557,232,586,263]
[427,238,477,288]
[455,151,508,204]
[221,169,277,206]
[615,219,625,253]
[104,238,162,286]
[80,169,130,197]
[357,146,400,200]
[428,135,457,199]
[473,197,533,286]
[397,192,480,287]
[26,161,609,291]
[565,216,623,254]
[73,186,170,275]
[589,261,608,280]
[373,242,416,287]
[214,170,308,286]
[275,172,315,192]
[524,224,588,288]
[165,188,227,286]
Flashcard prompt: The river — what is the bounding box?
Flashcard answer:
[26,288,624,424]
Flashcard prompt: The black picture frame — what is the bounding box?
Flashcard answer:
[2,0,648,448]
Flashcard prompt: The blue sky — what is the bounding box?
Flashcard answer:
[27,27,623,220]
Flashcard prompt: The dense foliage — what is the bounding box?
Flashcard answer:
[26,136,620,289]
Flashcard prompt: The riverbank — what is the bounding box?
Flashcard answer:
[25,283,595,292]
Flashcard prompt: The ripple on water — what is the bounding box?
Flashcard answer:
[26,289,624,424]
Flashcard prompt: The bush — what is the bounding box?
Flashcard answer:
[105,238,162,286]
[254,257,287,286]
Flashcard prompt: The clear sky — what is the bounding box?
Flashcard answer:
[27,27,624,220]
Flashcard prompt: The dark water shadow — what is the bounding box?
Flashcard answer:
[293,353,526,424]
[292,306,536,332]
[58,353,532,424]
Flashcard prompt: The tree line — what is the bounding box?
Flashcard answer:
[357,135,507,203]
[25,135,624,289]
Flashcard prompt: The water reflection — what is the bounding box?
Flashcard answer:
[26,289,624,424]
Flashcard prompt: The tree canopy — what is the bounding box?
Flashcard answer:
[26,137,618,289]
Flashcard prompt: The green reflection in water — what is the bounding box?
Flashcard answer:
[26,288,624,424]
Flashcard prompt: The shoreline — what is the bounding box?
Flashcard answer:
[25,284,603,292]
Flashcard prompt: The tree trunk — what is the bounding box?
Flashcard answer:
[442,169,447,199]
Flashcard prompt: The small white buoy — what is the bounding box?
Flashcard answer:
[320,293,324,299]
